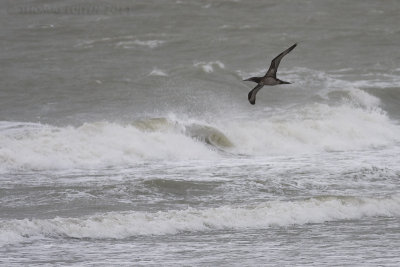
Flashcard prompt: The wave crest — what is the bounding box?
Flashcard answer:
[0,119,231,170]
[1,195,399,246]
[1,97,399,170]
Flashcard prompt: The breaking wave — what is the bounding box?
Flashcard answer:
[1,195,399,246]
[225,102,400,155]
[0,118,232,171]
[1,94,399,171]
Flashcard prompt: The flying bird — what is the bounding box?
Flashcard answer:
[244,43,297,105]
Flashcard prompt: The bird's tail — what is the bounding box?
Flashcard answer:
[279,80,291,84]
[243,77,262,83]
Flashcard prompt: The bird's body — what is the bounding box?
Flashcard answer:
[244,43,297,105]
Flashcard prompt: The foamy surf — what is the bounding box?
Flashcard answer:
[0,120,220,171]
[1,99,399,171]
[1,195,399,246]
[225,102,400,155]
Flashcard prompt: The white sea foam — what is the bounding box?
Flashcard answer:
[115,40,165,49]
[149,68,168,76]
[74,36,165,49]
[194,61,225,73]
[225,103,400,155]
[0,121,218,171]
[1,195,399,246]
[346,87,381,108]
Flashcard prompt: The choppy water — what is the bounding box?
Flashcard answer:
[1,0,400,266]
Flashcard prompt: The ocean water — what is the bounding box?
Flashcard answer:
[1,0,400,266]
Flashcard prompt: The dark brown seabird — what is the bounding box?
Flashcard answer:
[244,43,297,105]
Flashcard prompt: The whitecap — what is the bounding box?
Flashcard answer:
[1,195,398,245]
[116,40,165,49]
[149,68,168,76]
[193,61,225,73]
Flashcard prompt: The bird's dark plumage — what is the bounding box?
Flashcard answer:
[244,43,297,105]
[248,84,264,105]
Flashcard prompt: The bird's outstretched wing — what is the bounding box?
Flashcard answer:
[265,43,297,78]
[248,84,264,105]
